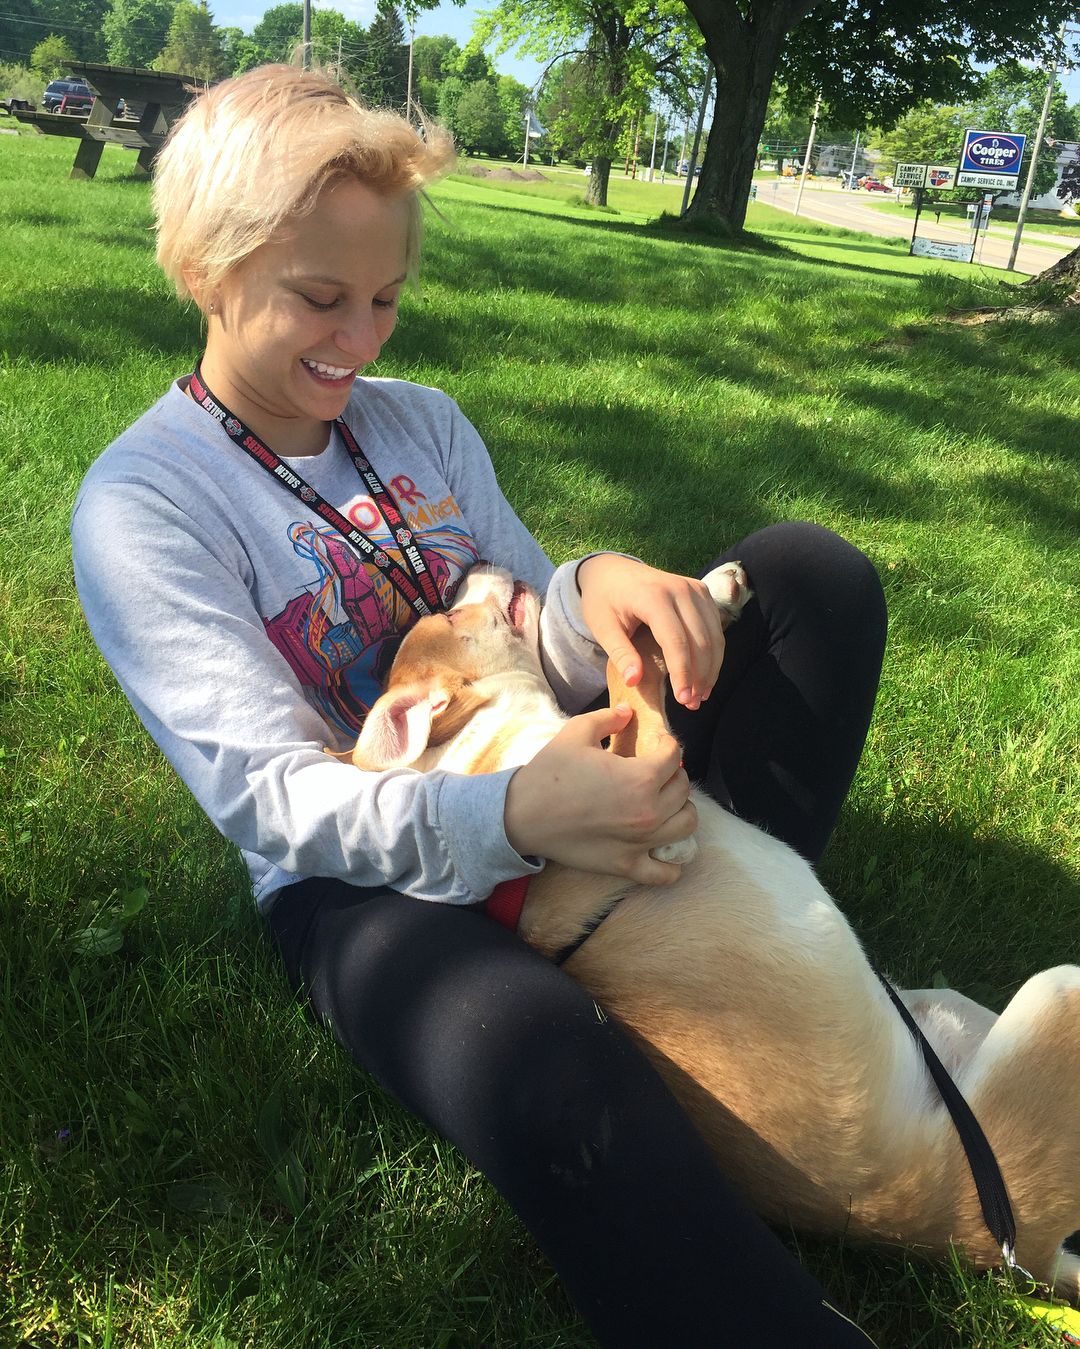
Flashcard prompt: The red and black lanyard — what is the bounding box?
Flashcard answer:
[188,363,445,619]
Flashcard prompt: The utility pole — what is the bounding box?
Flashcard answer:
[680,70,713,216]
[405,14,415,114]
[846,130,861,187]
[1007,20,1066,272]
[302,0,311,68]
[793,93,822,216]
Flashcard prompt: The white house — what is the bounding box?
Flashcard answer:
[994,140,1080,212]
[815,142,878,176]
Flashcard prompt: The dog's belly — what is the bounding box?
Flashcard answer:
[521,796,963,1242]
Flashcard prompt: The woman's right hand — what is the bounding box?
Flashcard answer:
[503,705,697,885]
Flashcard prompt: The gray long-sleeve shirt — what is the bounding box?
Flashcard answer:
[72,377,608,909]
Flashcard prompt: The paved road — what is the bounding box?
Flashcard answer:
[759,178,1077,276]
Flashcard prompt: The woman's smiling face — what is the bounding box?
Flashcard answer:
[198,176,412,456]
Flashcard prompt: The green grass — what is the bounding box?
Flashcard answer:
[2,129,1078,1348]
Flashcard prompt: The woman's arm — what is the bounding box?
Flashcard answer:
[72,478,537,905]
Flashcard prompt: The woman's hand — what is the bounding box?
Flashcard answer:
[577,555,727,710]
[504,704,697,885]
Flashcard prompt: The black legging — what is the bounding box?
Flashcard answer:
[267,521,887,1347]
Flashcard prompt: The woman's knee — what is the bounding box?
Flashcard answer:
[712,520,886,639]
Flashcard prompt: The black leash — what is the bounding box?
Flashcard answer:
[552,896,625,967]
[555,900,1022,1272]
[868,959,1021,1271]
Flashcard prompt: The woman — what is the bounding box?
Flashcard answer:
[72,64,885,1347]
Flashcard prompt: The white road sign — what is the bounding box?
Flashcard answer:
[895,162,928,188]
[956,170,1021,190]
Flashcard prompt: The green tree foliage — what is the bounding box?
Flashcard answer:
[219,25,264,74]
[453,78,505,154]
[667,0,1078,231]
[29,32,77,80]
[496,73,531,155]
[309,10,370,80]
[102,0,175,68]
[436,72,466,131]
[412,33,460,112]
[872,103,969,179]
[155,0,227,79]
[241,5,367,82]
[1,0,109,64]
[536,56,591,162]
[0,60,44,101]
[359,0,408,108]
[476,0,703,206]
[0,0,40,68]
[247,2,303,62]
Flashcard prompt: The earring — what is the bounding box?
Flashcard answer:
[208,301,215,314]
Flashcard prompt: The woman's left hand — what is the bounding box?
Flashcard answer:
[577,555,727,710]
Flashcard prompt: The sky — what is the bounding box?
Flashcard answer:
[207,0,1080,108]
[211,0,547,89]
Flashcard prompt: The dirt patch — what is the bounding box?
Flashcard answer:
[464,165,548,183]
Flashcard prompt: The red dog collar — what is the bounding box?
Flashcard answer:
[484,875,531,932]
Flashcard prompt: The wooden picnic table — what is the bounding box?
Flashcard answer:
[12,62,201,179]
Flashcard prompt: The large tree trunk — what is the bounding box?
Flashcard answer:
[680,0,818,232]
[585,155,613,205]
[1027,241,1080,302]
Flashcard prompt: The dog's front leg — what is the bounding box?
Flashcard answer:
[606,627,697,864]
[604,562,751,865]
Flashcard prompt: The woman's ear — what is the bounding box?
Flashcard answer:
[183,268,213,317]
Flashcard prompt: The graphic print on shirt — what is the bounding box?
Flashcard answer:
[263,506,478,736]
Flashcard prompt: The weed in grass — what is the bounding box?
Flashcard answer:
[1,130,1077,1347]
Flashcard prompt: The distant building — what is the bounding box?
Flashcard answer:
[994,140,1080,212]
[815,142,877,176]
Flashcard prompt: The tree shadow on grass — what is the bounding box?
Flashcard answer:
[0,283,201,363]
[431,191,942,288]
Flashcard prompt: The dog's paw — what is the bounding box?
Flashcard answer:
[702,562,752,626]
[651,836,699,866]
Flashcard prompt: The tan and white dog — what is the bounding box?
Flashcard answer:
[351,563,1080,1297]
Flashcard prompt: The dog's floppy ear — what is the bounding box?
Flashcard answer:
[352,676,491,770]
[352,683,450,769]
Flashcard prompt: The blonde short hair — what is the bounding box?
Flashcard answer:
[153,64,457,301]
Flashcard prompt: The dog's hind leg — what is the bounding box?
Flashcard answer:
[953,965,1080,1299]
[702,561,753,625]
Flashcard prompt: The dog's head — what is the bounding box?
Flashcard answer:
[352,565,545,772]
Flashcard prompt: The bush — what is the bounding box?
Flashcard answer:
[0,63,43,105]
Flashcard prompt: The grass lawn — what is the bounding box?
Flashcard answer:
[1,128,1078,1348]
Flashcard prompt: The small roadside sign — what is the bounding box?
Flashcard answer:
[927,164,956,190]
[895,162,928,188]
[957,169,1025,190]
[912,238,974,262]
